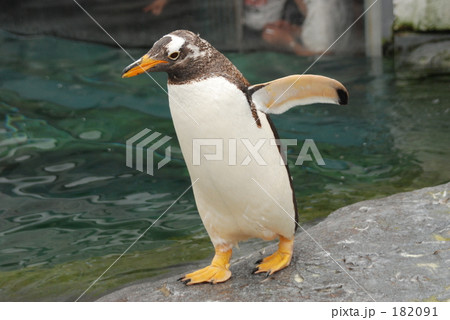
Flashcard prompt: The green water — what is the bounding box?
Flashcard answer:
[0,30,449,301]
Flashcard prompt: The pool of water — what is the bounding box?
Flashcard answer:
[0,30,449,301]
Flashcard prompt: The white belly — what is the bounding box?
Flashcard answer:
[168,77,296,248]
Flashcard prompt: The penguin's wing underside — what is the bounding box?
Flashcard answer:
[249,75,348,115]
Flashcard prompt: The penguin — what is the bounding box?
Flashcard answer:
[122,30,348,285]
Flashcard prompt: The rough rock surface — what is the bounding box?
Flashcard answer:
[98,183,450,302]
[394,33,450,77]
[392,0,450,76]
[393,0,450,31]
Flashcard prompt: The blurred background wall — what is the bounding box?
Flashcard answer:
[0,0,244,50]
[0,0,364,52]
[0,0,448,75]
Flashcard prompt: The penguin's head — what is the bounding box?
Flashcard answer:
[122,30,215,82]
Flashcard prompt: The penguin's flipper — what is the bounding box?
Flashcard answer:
[249,75,348,115]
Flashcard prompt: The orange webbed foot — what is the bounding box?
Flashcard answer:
[252,236,294,276]
[179,247,232,285]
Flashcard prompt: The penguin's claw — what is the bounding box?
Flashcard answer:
[180,265,231,285]
[253,236,294,276]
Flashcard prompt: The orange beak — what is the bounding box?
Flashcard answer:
[122,54,168,78]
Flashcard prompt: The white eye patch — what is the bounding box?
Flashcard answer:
[165,35,186,54]
[186,43,206,58]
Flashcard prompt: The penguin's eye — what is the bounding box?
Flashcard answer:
[168,51,180,61]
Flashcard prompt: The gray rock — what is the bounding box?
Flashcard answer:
[98,183,450,302]
[394,33,450,77]
[406,41,450,69]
